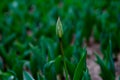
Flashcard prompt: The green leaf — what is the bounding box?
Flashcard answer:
[44,60,56,80]
[23,71,34,80]
[37,73,41,80]
[65,58,75,79]
[106,40,115,76]
[73,49,86,80]
[3,34,16,45]
[54,55,63,74]
[0,45,7,61]
[64,46,75,59]
[29,43,46,78]
[0,70,14,80]
[95,53,115,80]
[63,58,69,80]
[37,72,45,80]
[82,69,91,80]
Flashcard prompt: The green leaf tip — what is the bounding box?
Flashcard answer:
[23,71,35,80]
[56,17,63,38]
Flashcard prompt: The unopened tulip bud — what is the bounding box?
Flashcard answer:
[56,17,63,38]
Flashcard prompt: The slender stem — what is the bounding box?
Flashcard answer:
[59,37,69,80]
[59,38,64,55]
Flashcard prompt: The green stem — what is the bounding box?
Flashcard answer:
[59,38,69,80]
[63,58,69,80]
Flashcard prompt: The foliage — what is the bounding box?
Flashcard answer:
[95,40,115,80]
[0,0,120,80]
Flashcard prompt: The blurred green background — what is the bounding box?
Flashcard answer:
[0,0,120,80]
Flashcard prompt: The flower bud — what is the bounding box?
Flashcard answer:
[56,17,63,38]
